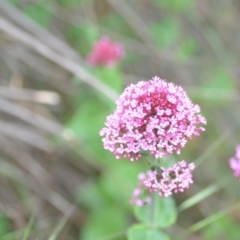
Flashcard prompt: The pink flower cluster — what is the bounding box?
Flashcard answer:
[87,36,124,67]
[100,76,206,161]
[130,161,195,205]
[229,145,240,179]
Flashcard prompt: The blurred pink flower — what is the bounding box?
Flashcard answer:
[87,36,124,67]
[130,187,152,207]
[229,145,240,179]
[100,76,206,161]
[130,161,195,205]
[130,173,152,206]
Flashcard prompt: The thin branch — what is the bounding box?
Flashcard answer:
[0,157,82,224]
[0,135,52,183]
[0,86,60,105]
[0,97,64,135]
[0,119,53,151]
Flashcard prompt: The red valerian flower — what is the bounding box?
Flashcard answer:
[100,76,206,161]
[87,36,124,67]
[130,161,195,205]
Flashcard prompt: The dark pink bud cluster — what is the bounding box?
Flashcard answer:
[100,76,206,161]
[87,36,124,67]
[229,145,240,180]
[130,161,195,205]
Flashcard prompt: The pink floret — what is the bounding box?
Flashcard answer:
[229,145,240,179]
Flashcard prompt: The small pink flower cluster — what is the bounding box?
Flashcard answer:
[229,145,240,179]
[130,161,195,205]
[100,76,206,161]
[87,36,124,67]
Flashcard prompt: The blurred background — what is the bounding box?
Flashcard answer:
[0,0,240,239]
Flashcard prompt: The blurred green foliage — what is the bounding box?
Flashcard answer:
[80,206,126,240]
[203,216,240,240]
[127,224,171,240]
[24,4,51,28]
[133,197,177,228]
[0,214,10,236]
[153,0,193,11]
[151,18,179,48]
[3,0,240,239]
[204,68,235,90]
[67,23,99,55]
[7,0,18,5]
[176,38,198,61]
[56,0,88,8]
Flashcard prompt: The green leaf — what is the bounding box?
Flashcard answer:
[24,5,51,28]
[127,224,171,240]
[86,67,122,109]
[80,206,127,240]
[66,98,116,167]
[134,196,177,228]
[67,99,106,139]
[99,160,147,208]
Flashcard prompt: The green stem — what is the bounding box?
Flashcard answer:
[194,129,232,167]
[178,176,232,212]
[150,192,156,228]
[189,202,240,232]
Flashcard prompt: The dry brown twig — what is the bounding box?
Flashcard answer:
[0,16,118,102]
[0,97,64,135]
[0,134,83,225]
[0,86,60,105]
[0,0,82,62]
[0,119,53,151]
